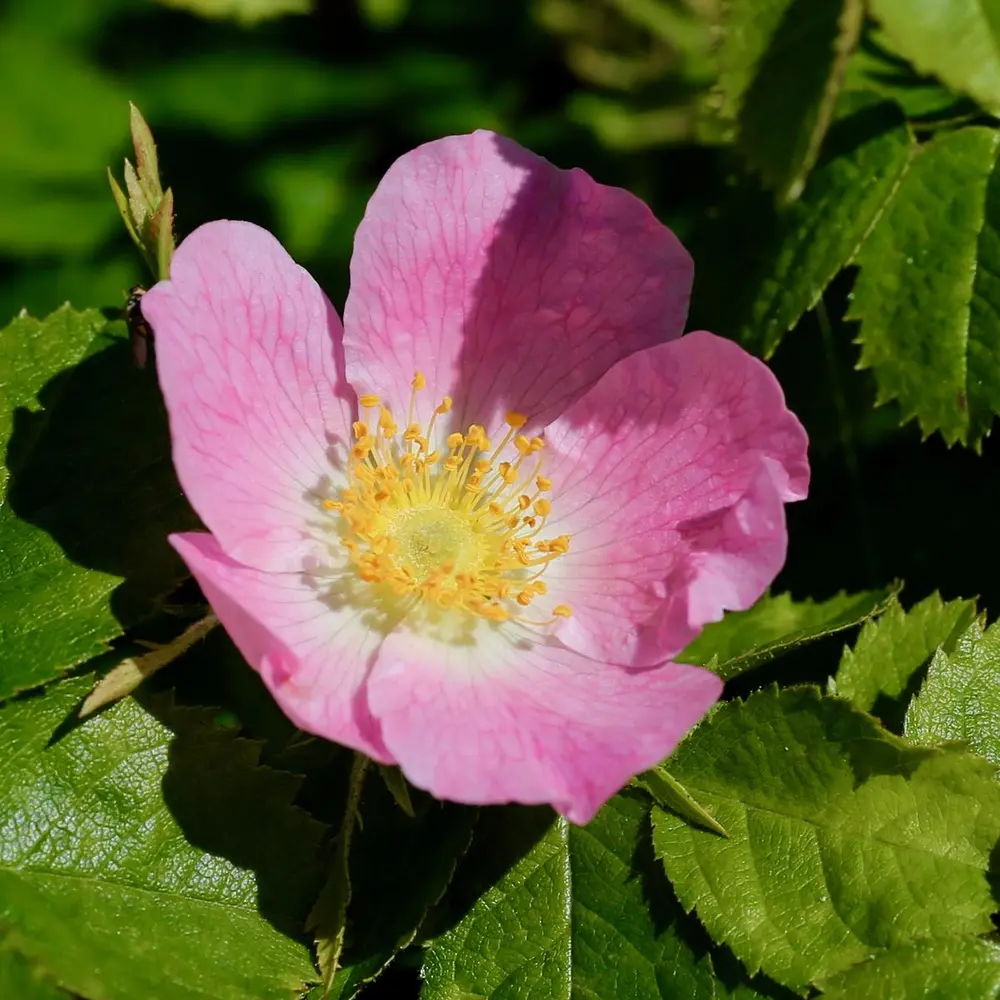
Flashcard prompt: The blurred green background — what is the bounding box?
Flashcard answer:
[1,0,997,642]
[0,0,719,322]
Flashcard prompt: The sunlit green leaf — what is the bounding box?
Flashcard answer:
[817,937,1000,999]
[0,675,324,1000]
[679,585,895,682]
[844,27,978,121]
[833,592,977,715]
[847,126,1000,446]
[869,0,1000,114]
[422,793,716,999]
[653,686,1000,990]
[905,616,1000,764]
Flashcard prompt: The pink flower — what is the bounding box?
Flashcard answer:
[143,131,808,824]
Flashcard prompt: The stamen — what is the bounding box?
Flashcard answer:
[327,374,572,627]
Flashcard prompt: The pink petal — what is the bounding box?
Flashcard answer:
[143,221,354,573]
[170,532,391,762]
[542,331,809,667]
[367,628,722,824]
[343,130,692,432]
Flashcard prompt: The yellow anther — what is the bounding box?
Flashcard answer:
[352,435,374,459]
[551,535,571,553]
[553,605,573,618]
[330,383,571,628]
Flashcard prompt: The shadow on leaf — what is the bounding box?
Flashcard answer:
[5,326,198,628]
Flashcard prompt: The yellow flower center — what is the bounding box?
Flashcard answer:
[323,372,572,625]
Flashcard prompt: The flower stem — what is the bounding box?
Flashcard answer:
[308,751,371,996]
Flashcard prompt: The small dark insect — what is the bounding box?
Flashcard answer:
[126,284,153,369]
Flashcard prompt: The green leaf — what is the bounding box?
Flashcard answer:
[711,0,796,125]
[679,585,896,682]
[153,0,312,24]
[0,306,197,701]
[844,27,979,121]
[847,126,1000,446]
[869,0,1000,115]
[0,939,71,1000]
[691,95,913,358]
[737,0,864,201]
[328,782,475,1000]
[817,937,1000,999]
[905,616,1000,763]
[0,674,324,1000]
[833,592,977,714]
[652,686,1000,990]
[422,792,716,1000]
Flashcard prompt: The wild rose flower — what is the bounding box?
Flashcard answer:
[142,131,808,824]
